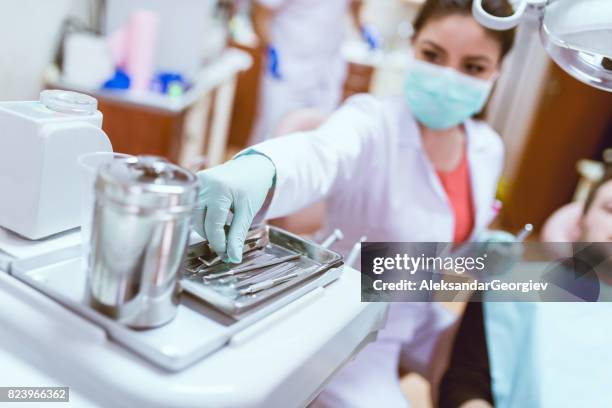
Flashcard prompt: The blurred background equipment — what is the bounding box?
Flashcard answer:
[474,0,612,92]
[38,0,252,170]
[116,9,159,92]
[246,0,365,146]
[0,90,111,240]
[473,0,612,233]
[0,1,609,244]
[62,31,114,88]
[105,0,227,83]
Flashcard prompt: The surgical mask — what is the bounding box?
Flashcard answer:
[404,59,495,130]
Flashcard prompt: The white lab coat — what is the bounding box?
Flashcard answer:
[253,94,505,407]
[250,0,349,145]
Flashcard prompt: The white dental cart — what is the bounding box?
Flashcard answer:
[0,228,388,408]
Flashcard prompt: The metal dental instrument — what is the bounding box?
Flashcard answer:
[194,252,271,275]
[238,266,319,296]
[346,236,367,268]
[186,225,267,260]
[212,264,299,298]
[185,228,269,273]
[193,228,269,268]
[203,253,302,281]
[196,239,263,268]
[186,250,269,275]
[233,263,299,290]
[516,224,534,242]
[212,261,292,286]
[321,229,344,249]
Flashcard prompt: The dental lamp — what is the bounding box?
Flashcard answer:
[473,0,612,92]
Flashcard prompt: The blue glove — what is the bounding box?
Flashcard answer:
[194,153,276,263]
[361,24,382,51]
[267,45,283,80]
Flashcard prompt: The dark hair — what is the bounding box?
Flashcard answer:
[413,0,516,60]
[584,149,612,215]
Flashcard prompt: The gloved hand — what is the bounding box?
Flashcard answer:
[266,45,282,80]
[479,230,517,244]
[360,24,382,51]
[194,153,276,263]
[477,230,524,277]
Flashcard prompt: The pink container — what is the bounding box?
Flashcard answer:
[126,10,159,92]
[107,27,128,68]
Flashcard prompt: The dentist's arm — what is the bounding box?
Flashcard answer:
[252,1,283,78]
[195,95,382,262]
[350,0,382,50]
[349,0,364,30]
[252,95,382,218]
[252,3,274,48]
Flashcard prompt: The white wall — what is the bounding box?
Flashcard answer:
[0,0,95,100]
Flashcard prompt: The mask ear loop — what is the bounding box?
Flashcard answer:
[489,72,501,82]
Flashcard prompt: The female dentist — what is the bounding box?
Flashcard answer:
[195,0,516,406]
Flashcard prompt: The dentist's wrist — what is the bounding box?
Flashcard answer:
[234,150,277,187]
[233,150,277,224]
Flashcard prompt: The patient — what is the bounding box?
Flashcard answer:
[581,163,612,243]
[438,157,612,408]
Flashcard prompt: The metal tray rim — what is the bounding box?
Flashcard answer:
[181,225,344,314]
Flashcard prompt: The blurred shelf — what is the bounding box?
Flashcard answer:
[47,48,252,165]
[48,48,252,114]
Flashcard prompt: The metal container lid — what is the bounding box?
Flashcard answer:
[96,156,199,215]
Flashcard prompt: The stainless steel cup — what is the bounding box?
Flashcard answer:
[88,155,199,329]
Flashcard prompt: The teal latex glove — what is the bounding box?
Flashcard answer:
[479,230,517,243]
[194,154,276,263]
[477,230,523,276]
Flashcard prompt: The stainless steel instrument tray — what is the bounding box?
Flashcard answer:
[9,227,344,372]
[181,226,344,316]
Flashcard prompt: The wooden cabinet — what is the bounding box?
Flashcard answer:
[227,43,264,149]
[96,99,186,162]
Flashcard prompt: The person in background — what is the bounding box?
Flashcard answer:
[196,0,516,406]
[249,0,378,145]
[439,155,612,408]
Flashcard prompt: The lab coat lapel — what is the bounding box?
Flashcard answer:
[398,108,451,208]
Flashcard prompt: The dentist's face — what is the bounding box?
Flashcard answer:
[412,14,502,80]
[582,180,612,242]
